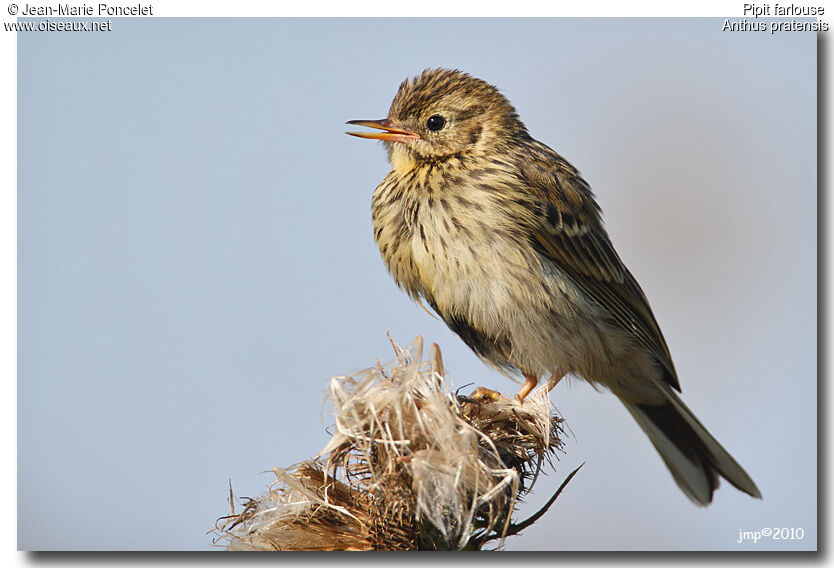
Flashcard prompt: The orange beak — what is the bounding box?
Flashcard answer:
[346,119,420,143]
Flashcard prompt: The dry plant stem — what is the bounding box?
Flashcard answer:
[477,462,584,548]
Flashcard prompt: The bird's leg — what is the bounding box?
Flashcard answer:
[516,368,568,403]
[545,368,567,392]
[514,374,539,403]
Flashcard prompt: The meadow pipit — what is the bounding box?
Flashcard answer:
[347,68,760,505]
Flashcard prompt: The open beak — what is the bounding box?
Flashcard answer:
[346,119,421,143]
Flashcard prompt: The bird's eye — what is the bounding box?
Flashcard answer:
[426,115,446,132]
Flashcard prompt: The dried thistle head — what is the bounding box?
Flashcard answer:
[213,337,568,551]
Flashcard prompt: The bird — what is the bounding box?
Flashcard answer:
[346,68,761,505]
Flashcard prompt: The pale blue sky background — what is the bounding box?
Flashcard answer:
[18,18,815,550]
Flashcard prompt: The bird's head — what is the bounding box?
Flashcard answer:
[347,69,527,170]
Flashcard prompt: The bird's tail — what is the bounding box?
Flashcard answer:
[621,388,761,505]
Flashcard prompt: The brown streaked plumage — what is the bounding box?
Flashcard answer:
[347,68,760,505]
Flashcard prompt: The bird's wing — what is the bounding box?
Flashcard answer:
[518,146,679,390]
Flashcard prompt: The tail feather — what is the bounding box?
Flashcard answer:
[623,389,761,505]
